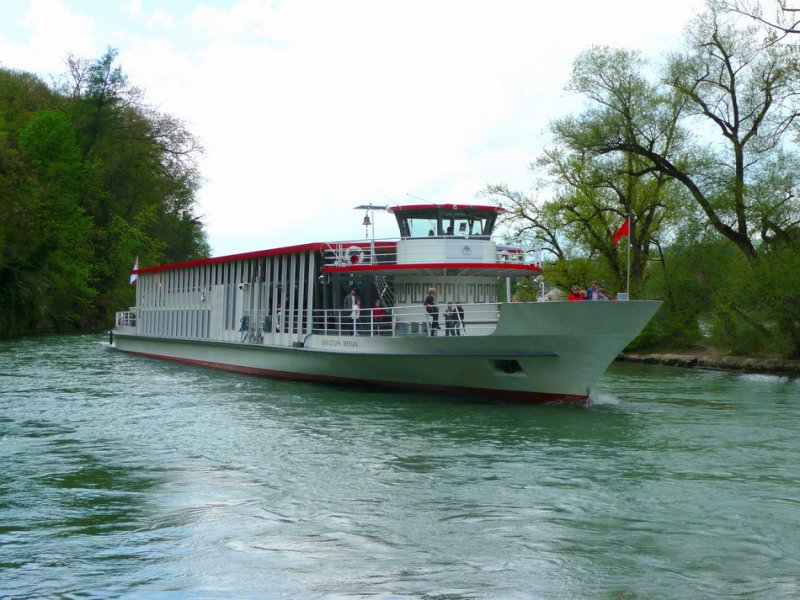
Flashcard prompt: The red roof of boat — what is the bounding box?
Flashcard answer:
[134,241,398,274]
[388,204,504,213]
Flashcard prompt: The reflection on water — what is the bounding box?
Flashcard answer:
[1,336,799,598]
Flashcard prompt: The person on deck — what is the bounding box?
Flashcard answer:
[343,288,359,333]
[344,288,359,309]
[586,281,599,300]
[424,287,440,335]
[351,299,361,335]
[567,286,585,301]
[445,302,457,336]
[372,299,387,334]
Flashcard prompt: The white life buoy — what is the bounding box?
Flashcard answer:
[344,245,364,265]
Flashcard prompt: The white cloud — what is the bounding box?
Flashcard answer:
[147,8,173,29]
[124,0,144,17]
[190,0,285,40]
[1,0,708,256]
[0,0,95,75]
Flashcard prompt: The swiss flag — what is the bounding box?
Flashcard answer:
[129,256,139,284]
[613,217,630,245]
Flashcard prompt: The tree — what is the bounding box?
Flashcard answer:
[0,117,41,336]
[487,47,688,294]
[0,50,209,337]
[18,111,97,330]
[485,6,800,357]
[61,50,208,321]
[565,7,800,356]
[715,0,800,37]
[582,6,800,263]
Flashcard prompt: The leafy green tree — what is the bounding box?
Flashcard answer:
[18,110,96,330]
[582,6,800,263]
[488,8,800,357]
[0,119,41,335]
[0,50,209,337]
[61,49,208,322]
[488,47,688,296]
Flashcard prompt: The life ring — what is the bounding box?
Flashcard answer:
[345,245,364,265]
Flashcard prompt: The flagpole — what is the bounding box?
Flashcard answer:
[626,213,631,298]
[612,215,631,298]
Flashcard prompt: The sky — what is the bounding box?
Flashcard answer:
[0,0,710,257]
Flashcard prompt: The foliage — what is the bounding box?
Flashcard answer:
[487,46,690,296]
[714,0,800,37]
[488,3,800,357]
[0,50,208,337]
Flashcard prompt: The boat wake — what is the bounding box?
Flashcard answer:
[589,392,621,406]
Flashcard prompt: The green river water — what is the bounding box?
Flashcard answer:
[1,335,799,598]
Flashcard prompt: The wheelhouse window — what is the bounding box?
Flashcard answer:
[390,205,501,239]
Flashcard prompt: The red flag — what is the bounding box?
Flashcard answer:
[613,217,629,245]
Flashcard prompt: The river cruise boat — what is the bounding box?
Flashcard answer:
[112,204,660,403]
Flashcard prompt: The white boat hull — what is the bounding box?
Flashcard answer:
[113,300,661,404]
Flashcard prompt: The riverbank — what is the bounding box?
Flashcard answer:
[618,351,800,376]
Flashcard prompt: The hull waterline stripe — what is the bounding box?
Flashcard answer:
[119,348,587,405]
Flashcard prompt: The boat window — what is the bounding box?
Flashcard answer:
[450,217,486,237]
[393,206,499,238]
[400,217,439,238]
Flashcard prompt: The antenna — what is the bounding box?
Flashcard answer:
[374,188,393,202]
[405,193,435,204]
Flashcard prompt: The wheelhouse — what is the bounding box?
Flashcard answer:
[389,204,503,239]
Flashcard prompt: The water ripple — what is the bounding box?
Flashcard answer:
[1,337,799,598]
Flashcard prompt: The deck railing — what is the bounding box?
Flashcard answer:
[322,238,536,268]
[115,311,137,327]
[238,303,501,343]
[312,305,499,338]
[119,303,504,343]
